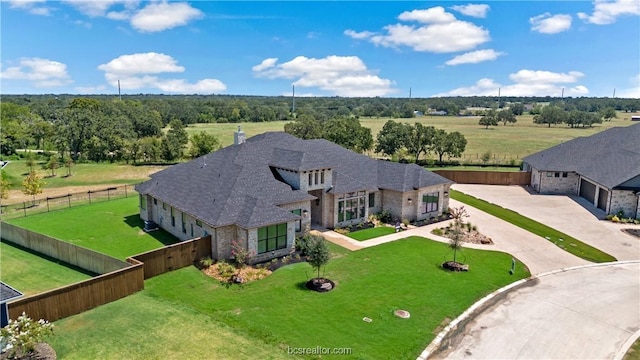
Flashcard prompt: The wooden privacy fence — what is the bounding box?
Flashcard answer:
[128,235,211,279]
[2,222,211,323]
[434,170,531,186]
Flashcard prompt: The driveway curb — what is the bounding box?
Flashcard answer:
[417,260,640,360]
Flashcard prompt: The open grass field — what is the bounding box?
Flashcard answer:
[5,197,178,259]
[49,237,529,359]
[347,226,397,241]
[0,240,94,296]
[450,190,617,263]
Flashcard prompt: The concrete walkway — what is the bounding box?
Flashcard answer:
[314,198,589,275]
[433,262,640,360]
[453,184,640,261]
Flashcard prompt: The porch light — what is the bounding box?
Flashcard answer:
[408,198,412,205]
[302,209,309,217]
[444,191,449,196]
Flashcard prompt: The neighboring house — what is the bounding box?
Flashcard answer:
[429,110,447,116]
[136,129,453,263]
[1,282,22,327]
[523,123,640,218]
[631,115,640,121]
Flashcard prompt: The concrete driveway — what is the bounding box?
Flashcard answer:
[434,262,640,360]
[453,185,640,261]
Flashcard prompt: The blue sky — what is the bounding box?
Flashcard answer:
[1,1,639,97]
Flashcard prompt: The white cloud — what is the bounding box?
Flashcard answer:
[7,0,51,15]
[434,69,589,97]
[344,29,375,40]
[252,55,396,97]
[130,2,203,32]
[617,73,640,98]
[530,13,573,34]
[97,52,225,94]
[346,6,490,53]
[62,0,138,17]
[578,0,640,25]
[0,57,72,87]
[75,85,107,93]
[445,49,505,66]
[450,4,490,18]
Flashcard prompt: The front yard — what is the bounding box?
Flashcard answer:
[49,237,529,359]
[346,225,397,241]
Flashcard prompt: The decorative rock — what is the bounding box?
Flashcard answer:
[394,310,410,319]
[363,317,373,323]
[442,261,469,272]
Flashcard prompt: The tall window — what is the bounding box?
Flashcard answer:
[320,171,325,184]
[171,207,175,227]
[338,191,366,222]
[181,212,187,233]
[308,173,312,186]
[139,195,146,210]
[422,192,439,214]
[368,193,375,208]
[291,209,302,232]
[314,171,319,185]
[257,223,287,254]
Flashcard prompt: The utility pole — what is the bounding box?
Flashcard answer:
[118,80,122,101]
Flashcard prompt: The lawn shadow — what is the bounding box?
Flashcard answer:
[1,240,98,277]
[123,214,179,246]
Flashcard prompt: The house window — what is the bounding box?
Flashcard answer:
[196,219,202,227]
[190,223,194,237]
[320,171,325,184]
[171,207,175,227]
[314,171,319,185]
[140,195,146,210]
[554,172,560,178]
[337,191,366,222]
[153,198,157,205]
[257,223,288,254]
[562,172,568,178]
[308,173,312,186]
[162,202,166,210]
[422,192,439,214]
[181,212,187,233]
[368,193,375,208]
[291,209,302,232]
[546,172,552,177]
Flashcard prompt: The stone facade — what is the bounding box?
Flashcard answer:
[610,190,640,219]
[379,184,450,223]
[248,221,296,264]
[276,200,311,235]
[530,168,579,194]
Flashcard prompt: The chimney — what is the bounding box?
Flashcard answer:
[234,125,245,145]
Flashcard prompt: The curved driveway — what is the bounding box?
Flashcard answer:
[434,262,640,360]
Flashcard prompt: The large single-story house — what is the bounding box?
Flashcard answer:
[522,123,640,218]
[136,129,453,263]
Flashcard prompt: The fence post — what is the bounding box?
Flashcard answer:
[107,189,111,201]
[23,202,27,217]
[47,198,50,213]
[68,195,71,208]
[125,184,128,198]
[88,191,91,204]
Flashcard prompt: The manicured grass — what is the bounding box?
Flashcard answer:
[347,226,397,241]
[624,337,640,360]
[137,238,528,359]
[450,190,617,263]
[5,197,178,259]
[49,292,290,360]
[0,240,94,296]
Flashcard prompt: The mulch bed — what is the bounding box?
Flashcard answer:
[305,277,335,292]
[622,229,640,239]
[0,343,56,360]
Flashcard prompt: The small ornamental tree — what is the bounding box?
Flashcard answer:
[230,239,254,268]
[64,156,73,177]
[448,206,470,264]
[0,312,54,358]
[46,155,59,177]
[22,171,46,206]
[1,170,10,200]
[306,235,330,280]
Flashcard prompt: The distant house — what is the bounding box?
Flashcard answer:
[1,282,22,327]
[429,110,447,116]
[136,129,453,263]
[414,110,424,117]
[631,115,640,121]
[523,123,640,218]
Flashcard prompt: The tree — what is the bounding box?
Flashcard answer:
[25,152,37,172]
[161,119,189,162]
[322,117,373,153]
[405,123,436,163]
[283,114,323,140]
[189,131,220,158]
[46,155,59,177]
[432,131,467,163]
[497,108,517,126]
[510,103,525,116]
[64,156,73,177]
[599,107,617,122]
[375,120,408,157]
[1,170,10,199]
[22,170,46,205]
[479,109,498,129]
[306,235,330,280]
[533,105,567,127]
[448,206,469,264]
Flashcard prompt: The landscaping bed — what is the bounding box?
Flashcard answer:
[431,224,493,245]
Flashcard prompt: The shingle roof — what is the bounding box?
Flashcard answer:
[522,123,640,189]
[137,132,452,228]
[1,282,23,303]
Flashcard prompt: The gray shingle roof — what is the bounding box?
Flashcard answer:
[1,282,23,303]
[137,132,452,229]
[522,123,640,189]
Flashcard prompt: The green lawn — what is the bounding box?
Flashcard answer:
[49,292,290,360]
[5,197,178,259]
[347,226,397,241]
[624,338,640,360]
[50,238,529,359]
[0,240,94,296]
[450,190,617,263]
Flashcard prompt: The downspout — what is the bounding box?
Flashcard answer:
[607,188,612,214]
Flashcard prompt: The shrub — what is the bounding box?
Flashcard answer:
[465,222,473,231]
[198,257,214,269]
[231,240,254,267]
[432,228,444,236]
[605,214,614,220]
[0,312,54,358]
[615,209,626,218]
[611,215,620,223]
[402,218,410,227]
[216,261,236,279]
[377,210,392,224]
[334,227,350,235]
